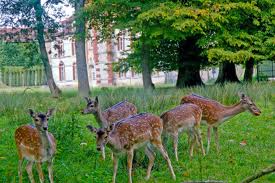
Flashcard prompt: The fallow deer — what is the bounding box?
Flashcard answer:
[181,93,261,153]
[15,109,56,183]
[82,96,137,159]
[82,96,137,128]
[87,113,176,183]
[161,103,205,161]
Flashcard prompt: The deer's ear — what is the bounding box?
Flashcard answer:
[28,109,35,118]
[238,92,246,99]
[107,123,115,133]
[87,125,97,133]
[47,108,55,117]
[84,97,91,103]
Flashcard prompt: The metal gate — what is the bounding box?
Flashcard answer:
[257,60,275,81]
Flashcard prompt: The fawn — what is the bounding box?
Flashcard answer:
[161,103,205,161]
[87,113,176,183]
[15,109,56,183]
[181,93,261,153]
[83,96,137,159]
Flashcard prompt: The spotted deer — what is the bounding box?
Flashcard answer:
[82,96,137,128]
[181,93,261,153]
[82,96,137,159]
[15,109,56,183]
[161,103,205,161]
[87,113,176,183]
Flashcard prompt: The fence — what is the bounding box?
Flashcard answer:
[0,66,47,87]
[257,60,275,81]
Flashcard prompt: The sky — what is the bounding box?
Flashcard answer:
[41,0,74,20]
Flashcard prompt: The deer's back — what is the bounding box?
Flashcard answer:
[104,101,137,124]
[111,113,162,150]
[181,94,224,123]
[161,104,202,132]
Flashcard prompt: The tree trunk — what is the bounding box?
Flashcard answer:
[141,41,154,90]
[75,0,91,97]
[34,0,61,97]
[243,58,254,82]
[176,38,203,88]
[215,61,240,84]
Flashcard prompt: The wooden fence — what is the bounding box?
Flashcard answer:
[0,66,47,86]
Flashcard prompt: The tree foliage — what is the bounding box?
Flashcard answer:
[0,42,42,67]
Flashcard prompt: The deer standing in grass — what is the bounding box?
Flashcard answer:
[161,103,205,161]
[87,113,176,183]
[82,96,137,159]
[181,93,261,153]
[15,109,56,183]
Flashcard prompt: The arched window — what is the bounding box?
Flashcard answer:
[59,61,65,81]
[73,62,77,80]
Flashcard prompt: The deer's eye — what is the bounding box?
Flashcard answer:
[35,119,39,122]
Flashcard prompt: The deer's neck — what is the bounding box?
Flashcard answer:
[94,107,108,127]
[220,102,245,121]
[106,133,122,153]
[39,131,54,156]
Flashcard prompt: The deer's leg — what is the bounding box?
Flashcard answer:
[127,149,134,183]
[189,132,196,158]
[112,154,118,183]
[102,146,106,160]
[36,162,44,183]
[144,145,155,180]
[194,127,205,156]
[152,139,176,180]
[47,159,54,183]
[207,126,212,154]
[18,158,23,183]
[172,132,179,161]
[213,127,220,153]
[26,161,35,183]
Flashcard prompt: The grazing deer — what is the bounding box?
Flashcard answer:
[161,103,205,161]
[15,109,56,183]
[82,96,137,128]
[82,96,137,159]
[181,93,261,153]
[87,113,176,183]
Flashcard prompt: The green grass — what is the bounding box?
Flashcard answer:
[0,83,274,183]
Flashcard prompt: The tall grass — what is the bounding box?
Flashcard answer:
[0,82,274,182]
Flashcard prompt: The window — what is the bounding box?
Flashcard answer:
[59,61,65,81]
[73,62,77,80]
[117,33,124,51]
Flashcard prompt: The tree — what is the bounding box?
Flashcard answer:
[85,0,164,90]
[0,0,62,97]
[204,0,275,83]
[74,0,91,97]
[0,42,42,67]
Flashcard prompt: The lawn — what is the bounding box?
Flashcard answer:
[0,83,274,183]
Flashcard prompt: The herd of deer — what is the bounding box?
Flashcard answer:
[14,93,261,183]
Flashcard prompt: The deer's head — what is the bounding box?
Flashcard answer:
[82,96,99,115]
[239,93,261,116]
[86,124,114,151]
[29,109,55,132]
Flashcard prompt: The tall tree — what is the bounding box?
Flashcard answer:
[0,0,62,97]
[84,0,162,90]
[74,0,90,96]
[204,0,275,83]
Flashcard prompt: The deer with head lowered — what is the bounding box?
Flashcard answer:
[82,96,137,159]
[181,93,261,153]
[15,109,56,183]
[161,103,205,161]
[87,113,176,183]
